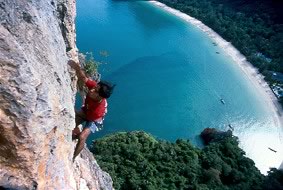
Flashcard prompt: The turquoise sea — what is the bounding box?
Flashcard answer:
[76,0,281,172]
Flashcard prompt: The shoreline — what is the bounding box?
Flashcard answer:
[149,0,283,173]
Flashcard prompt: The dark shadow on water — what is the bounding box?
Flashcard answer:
[105,51,186,79]
[128,1,179,32]
[112,0,180,35]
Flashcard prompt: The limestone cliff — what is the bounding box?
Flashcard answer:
[0,0,113,189]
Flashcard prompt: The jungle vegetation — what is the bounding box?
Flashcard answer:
[158,0,283,74]
[91,131,283,190]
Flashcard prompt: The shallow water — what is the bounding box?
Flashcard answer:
[76,0,282,173]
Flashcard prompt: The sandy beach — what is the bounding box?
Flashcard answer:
[149,0,283,173]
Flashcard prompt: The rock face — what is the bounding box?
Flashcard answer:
[0,0,112,189]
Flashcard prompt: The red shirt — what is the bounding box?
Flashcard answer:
[82,79,107,121]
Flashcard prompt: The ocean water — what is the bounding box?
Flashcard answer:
[76,0,282,172]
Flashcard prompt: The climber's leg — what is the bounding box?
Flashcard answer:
[72,110,86,140]
[73,127,91,161]
[75,110,86,126]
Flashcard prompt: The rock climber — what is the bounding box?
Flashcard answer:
[68,60,115,160]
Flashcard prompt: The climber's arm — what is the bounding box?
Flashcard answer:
[68,60,88,83]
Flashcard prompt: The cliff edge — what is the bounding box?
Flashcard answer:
[0,0,112,189]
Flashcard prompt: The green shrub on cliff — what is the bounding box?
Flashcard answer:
[81,52,102,78]
[90,131,267,190]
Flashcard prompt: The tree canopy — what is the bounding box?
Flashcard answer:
[158,0,283,73]
[90,131,282,190]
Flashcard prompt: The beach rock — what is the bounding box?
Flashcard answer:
[200,128,232,145]
[0,0,113,189]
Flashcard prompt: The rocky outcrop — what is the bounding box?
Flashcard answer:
[200,128,233,145]
[73,149,114,190]
[0,0,112,189]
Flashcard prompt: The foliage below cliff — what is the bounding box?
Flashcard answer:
[90,131,282,190]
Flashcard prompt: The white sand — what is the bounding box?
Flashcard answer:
[149,0,283,173]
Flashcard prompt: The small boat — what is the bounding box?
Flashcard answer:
[220,98,225,104]
[216,51,220,54]
[268,147,277,153]
[228,124,234,130]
